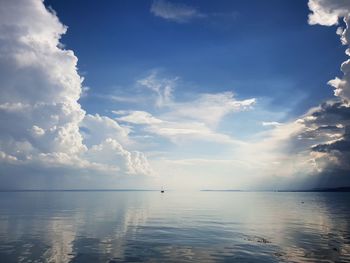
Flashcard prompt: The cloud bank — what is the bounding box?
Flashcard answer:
[0,0,153,189]
[303,0,350,181]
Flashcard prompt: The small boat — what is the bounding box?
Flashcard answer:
[161,187,165,193]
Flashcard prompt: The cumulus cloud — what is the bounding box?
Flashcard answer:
[292,101,350,173]
[80,114,131,147]
[150,0,205,23]
[309,0,350,101]
[308,0,350,26]
[303,0,350,183]
[246,102,350,189]
[247,100,350,189]
[84,138,153,176]
[0,0,153,188]
[0,0,86,158]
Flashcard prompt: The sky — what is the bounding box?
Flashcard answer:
[0,0,349,190]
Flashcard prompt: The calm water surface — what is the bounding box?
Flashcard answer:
[0,191,349,262]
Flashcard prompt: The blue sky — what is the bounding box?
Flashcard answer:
[0,0,349,190]
[46,0,345,118]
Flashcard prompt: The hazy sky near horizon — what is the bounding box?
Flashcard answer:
[0,0,349,190]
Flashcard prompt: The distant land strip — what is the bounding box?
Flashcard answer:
[201,187,350,192]
[0,187,349,192]
[0,189,159,192]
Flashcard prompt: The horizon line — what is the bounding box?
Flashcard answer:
[0,186,349,192]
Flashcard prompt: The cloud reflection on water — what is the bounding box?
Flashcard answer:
[0,192,349,262]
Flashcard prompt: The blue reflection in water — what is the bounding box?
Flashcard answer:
[0,191,349,262]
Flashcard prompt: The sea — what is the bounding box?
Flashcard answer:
[0,191,349,262]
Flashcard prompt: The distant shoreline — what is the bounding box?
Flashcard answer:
[0,189,158,192]
[201,187,350,192]
[0,187,349,192]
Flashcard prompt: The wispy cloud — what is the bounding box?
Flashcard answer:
[114,110,244,145]
[113,110,163,125]
[94,93,143,103]
[262,121,282,127]
[150,0,206,23]
[137,72,175,107]
[166,92,255,126]
[114,73,255,145]
[137,73,255,125]
[150,0,238,27]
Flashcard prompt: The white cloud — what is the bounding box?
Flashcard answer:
[80,114,131,147]
[302,0,350,185]
[114,110,163,125]
[84,138,154,176]
[239,99,350,189]
[308,0,350,26]
[150,0,205,23]
[0,0,86,157]
[262,121,282,127]
[309,0,350,101]
[167,92,256,126]
[145,118,238,144]
[0,0,153,188]
[30,125,45,137]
